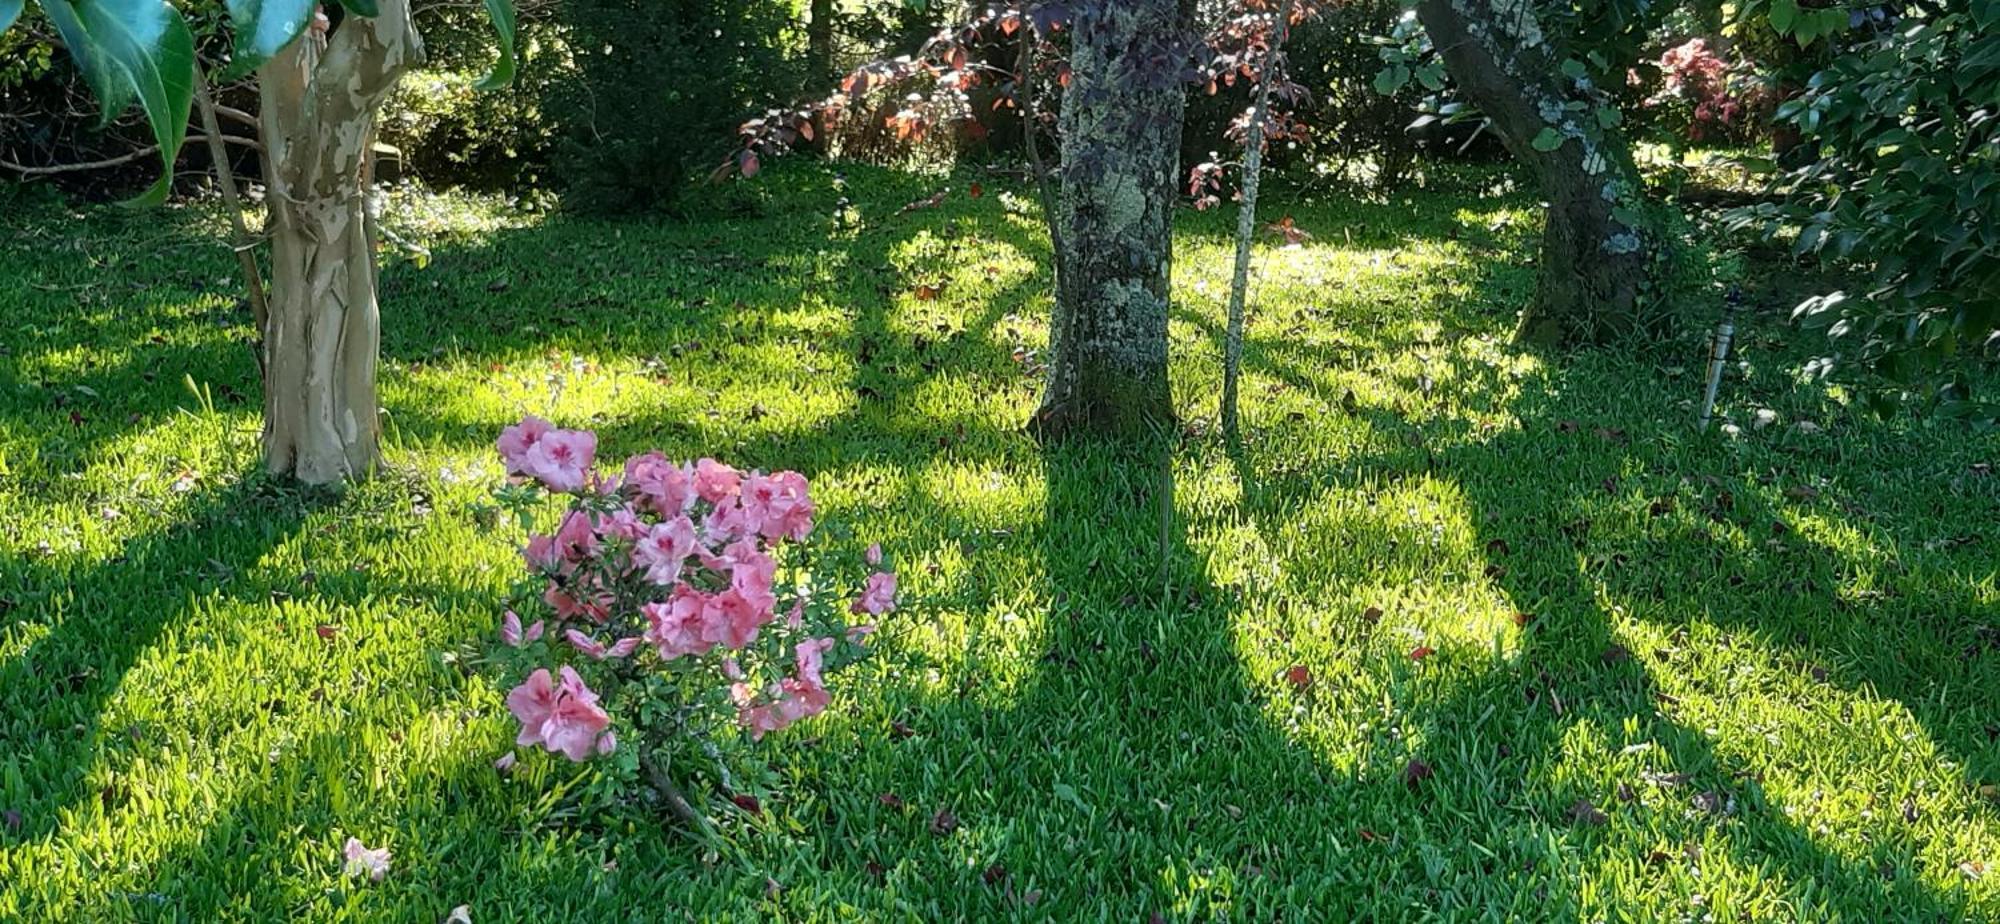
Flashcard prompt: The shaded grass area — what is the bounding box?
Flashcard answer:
[1,163,1997,920]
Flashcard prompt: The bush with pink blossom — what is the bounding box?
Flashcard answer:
[482,416,893,822]
[1642,38,1774,147]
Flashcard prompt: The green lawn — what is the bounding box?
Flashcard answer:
[2,165,1997,921]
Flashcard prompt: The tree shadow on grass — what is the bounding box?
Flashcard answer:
[0,474,330,846]
[1223,344,1997,918]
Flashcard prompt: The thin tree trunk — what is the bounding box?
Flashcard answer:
[193,65,270,375]
[807,0,835,82]
[1415,0,1656,346]
[1030,0,1190,440]
[1220,0,1293,439]
[257,1,423,484]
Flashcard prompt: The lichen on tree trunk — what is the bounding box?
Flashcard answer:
[256,1,423,483]
[1030,0,1190,440]
[1415,0,1656,347]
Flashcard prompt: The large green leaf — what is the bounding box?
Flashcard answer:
[0,0,23,37]
[46,0,196,206]
[41,0,134,118]
[471,0,516,91]
[223,0,315,75]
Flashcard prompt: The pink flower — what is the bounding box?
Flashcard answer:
[497,415,553,475]
[596,730,617,755]
[633,516,700,585]
[704,588,771,649]
[342,837,392,882]
[865,543,883,566]
[565,629,640,660]
[795,636,837,687]
[553,509,601,564]
[493,751,517,773]
[643,586,713,659]
[500,610,544,647]
[625,453,695,515]
[702,499,754,543]
[506,666,611,762]
[737,676,831,740]
[723,538,777,601]
[593,505,648,543]
[522,429,597,493]
[692,458,742,504]
[522,533,565,575]
[852,571,897,615]
[544,581,612,624]
[741,470,815,540]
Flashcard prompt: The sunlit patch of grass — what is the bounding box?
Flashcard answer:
[1,161,1996,920]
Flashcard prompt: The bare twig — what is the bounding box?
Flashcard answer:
[0,134,260,176]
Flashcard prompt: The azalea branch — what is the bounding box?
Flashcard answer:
[637,746,713,837]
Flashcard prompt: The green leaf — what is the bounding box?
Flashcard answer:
[335,0,378,16]
[44,0,195,206]
[0,0,23,37]
[1415,60,1444,92]
[1560,58,1587,80]
[223,0,315,76]
[1770,0,1798,33]
[471,0,517,91]
[41,0,134,118]
[1531,127,1564,152]
[1373,65,1409,97]
[1595,107,1622,129]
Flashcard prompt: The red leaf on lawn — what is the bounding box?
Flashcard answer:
[731,793,763,815]
[1402,758,1434,788]
[982,862,1007,885]
[878,792,904,809]
[314,624,339,641]
[930,808,960,836]
[1513,611,1536,627]
[1284,665,1313,691]
[1566,798,1609,826]
[1409,646,1434,662]
[968,182,984,198]
[1357,827,1382,843]
[1361,606,1383,624]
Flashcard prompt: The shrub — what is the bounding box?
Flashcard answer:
[1640,38,1774,148]
[548,0,804,214]
[484,417,891,819]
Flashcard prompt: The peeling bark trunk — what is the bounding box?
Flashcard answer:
[257,2,423,483]
[1416,0,1655,346]
[1031,0,1190,440]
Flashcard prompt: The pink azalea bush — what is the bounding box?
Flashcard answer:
[484,416,893,815]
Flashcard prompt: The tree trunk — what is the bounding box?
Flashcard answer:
[257,2,422,483]
[1030,0,1190,440]
[1415,0,1656,347]
[807,0,835,83]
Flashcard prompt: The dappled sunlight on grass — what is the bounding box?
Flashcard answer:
[2,162,1996,919]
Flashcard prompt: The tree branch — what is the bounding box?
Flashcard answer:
[0,134,261,176]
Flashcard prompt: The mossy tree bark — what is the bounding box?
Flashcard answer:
[257,2,423,483]
[1030,0,1191,440]
[1415,0,1656,346]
